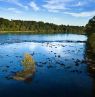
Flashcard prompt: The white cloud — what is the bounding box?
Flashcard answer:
[0,7,22,14]
[13,1,28,10]
[7,8,22,13]
[42,0,95,17]
[74,1,86,7]
[29,1,39,11]
[42,0,94,15]
[0,0,28,10]
[43,3,67,12]
[64,11,95,17]
[43,0,72,12]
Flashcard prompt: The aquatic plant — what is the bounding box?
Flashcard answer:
[22,53,35,70]
[13,53,35,81]
[13,69,35,80]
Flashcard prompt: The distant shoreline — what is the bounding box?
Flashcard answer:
[0,31,86,35]
[0,18,85,35]
[0,31,35,33]
[0,31,42,34]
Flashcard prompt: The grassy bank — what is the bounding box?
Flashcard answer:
[0,31,86,35]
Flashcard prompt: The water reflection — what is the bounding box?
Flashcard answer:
[0,34,87,44]
[0,34,94,97]
[85,33,95,97]
[86,33,95,77]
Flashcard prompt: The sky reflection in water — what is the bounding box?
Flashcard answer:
[0,34,93,97]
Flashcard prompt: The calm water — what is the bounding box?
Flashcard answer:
[0,34,94,97]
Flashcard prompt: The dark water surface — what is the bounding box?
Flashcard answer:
[0,34,94,97]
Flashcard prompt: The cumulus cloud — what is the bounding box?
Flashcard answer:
[29,1,39,11]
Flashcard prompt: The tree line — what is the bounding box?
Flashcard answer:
[85,16,95,36]
[85,16,95,48]
[85,16,95,61]
[0,18,84,34]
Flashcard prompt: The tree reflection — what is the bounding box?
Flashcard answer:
[87,33,95,75]
[86,33,95,97]
[13,53,35,82]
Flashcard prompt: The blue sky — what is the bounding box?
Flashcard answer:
[0,0,95,26]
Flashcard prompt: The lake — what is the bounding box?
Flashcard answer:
[0,34,94,97]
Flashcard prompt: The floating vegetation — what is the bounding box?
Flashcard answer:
[22,53,35,70]
[13,53,35,81]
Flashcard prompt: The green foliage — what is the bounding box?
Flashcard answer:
[86,16,95,54]
[85,16,95,35]
[0,18,85,34]
[88,33,95,53]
